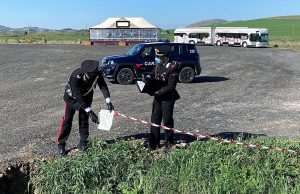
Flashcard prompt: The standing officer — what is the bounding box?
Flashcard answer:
[144,46,180,150]
[57,60,114,156]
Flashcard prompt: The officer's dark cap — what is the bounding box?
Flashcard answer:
[81,60,99,73]
[155,45,171,57]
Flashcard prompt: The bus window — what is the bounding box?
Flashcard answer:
[250,34,258,42]
[259,34,268,42]
[189,33,199,39]
[174,33,187,37]
[188,33,210,43]
[241,33,248,40]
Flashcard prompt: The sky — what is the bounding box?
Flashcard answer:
[0,0,299,29]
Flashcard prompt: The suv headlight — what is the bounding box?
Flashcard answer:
[109,60,118,70]
[108,60,115,65]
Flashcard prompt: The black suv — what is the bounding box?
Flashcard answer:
[100,42,201,84]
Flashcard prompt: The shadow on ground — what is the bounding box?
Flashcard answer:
[192,76,230,83]
[105,131,266,145]
[211,131,266,140]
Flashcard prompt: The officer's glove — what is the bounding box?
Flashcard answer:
[107,102,114,113]
[145,75,152,81]
[88,110,99,124]
[142,74,152,82]
[153,91,159,96]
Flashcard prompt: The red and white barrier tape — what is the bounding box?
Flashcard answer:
[113,111,300,154]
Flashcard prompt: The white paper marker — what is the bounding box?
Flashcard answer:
[98,110,114,131]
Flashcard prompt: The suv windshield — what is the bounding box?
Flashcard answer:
[127,44,144,56]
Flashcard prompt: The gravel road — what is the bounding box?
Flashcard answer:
[0,44,299,168]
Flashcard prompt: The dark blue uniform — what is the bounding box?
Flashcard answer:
[57,67,111,152]
[148,61,180,149]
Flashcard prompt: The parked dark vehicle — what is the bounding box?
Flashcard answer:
[100,42,201,84]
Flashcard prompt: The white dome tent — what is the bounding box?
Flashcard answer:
[89,17,160,45]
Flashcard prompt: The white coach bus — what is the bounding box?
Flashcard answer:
[174,27,213,45]
[174,27,269,48]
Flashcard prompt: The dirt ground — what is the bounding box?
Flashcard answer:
[0,44,299,170]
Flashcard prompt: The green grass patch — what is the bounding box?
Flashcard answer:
[0,32,89,44]
[269,40,300,51]
[30,137,300,194]
[159,30,175,42]
[41,31,89,42]
[31,140,151,193]
[144,138,300,194]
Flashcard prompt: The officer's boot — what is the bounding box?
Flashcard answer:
[148,141,159,151]
[57,144,66,157]
[164,130,174,153]
[78,142,87,154]
[163,141,172,153]
[149,126,161,150]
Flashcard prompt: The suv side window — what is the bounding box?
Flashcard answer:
[154,45,165,53]
[141,46,154,58]
[179,44,188,55]
[154,44,177,56]
[169,45,178,57]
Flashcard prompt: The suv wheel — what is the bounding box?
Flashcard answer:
[179,67,195,83]
[116,68,134,85]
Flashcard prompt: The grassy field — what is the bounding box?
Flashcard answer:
[0,31,89,44]
[160,16,300,50]
[1,16,299,43]
[218,16,300,50]
[218,16,300,41]
[30,138,300,193]
[161,16,300,42]
[1,16,300,50]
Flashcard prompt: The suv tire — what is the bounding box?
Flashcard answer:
[117,68,134,85]
[179,67,195,83]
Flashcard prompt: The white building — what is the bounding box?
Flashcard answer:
[90,17,159,45]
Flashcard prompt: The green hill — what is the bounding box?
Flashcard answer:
[187,19,228,27]
[161,16,300,42]
[271,15,300,19]
[216,16,300,41]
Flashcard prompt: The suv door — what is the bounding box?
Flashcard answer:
[137,46,156,74]
[169,44,180,62]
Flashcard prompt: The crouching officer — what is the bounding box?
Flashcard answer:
[144,46,180,150]
[57,60,114,156]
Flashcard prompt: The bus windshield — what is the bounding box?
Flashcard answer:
[127,44,143,56]
[259,34,268,42]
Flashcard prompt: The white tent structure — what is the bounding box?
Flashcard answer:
[90,17,159,45]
